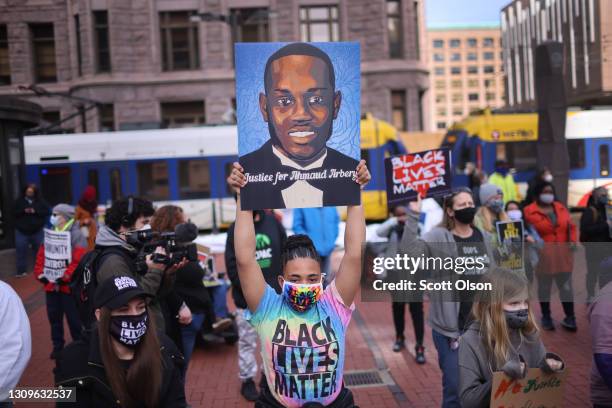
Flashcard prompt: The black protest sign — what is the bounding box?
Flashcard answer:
[495,220,525,272]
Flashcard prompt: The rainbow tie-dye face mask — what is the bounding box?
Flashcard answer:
[281,279,323,312]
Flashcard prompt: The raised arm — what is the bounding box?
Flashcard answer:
[228,162,266,312]
[335,160,370,306]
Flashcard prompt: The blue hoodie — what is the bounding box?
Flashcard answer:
[292,207,339,257]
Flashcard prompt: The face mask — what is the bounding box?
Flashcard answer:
[282,279,323,312]
[50,215,60,227]
[507,209,523,221]
[109,311,148,347]
[539,193,554,204]
[453,207,476,225]
[543,174,553,183]
[487,199,504,214]
[496,167,509,177]
[597,195,609,207]
[139,224,151,231]
[504,308,529,329]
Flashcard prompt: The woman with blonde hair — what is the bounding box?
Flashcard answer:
[458,267,564,407]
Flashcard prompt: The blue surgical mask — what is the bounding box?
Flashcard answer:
[50,215,60,227]
[487,199,504,214]
[507,210,523,221]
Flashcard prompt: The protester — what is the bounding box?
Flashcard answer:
[488,160,518,204]
[0,281,32,408]
[150,205,210,378]
[580,187,612,301]
[400,188,495,408]
[34,204,87,359]
[54,275,186,407]
[14,183,50,277]
[474,183,509,245]
[589,276,612,408]
[523,167,553,207]
[292,207,339,283]
[376,204,425,364]
[226,206,287,401]
[524,182,577,331]
[459,268,565,407]
[75,185,98,250]
[94,196,184,332]
[227,160,369,407]
[505,200,542,283]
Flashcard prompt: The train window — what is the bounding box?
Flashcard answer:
[87,169,99,199]
[600,144,609,177]
[40,167,72,206]
[567,140,585,169]
[178,159,211,199]
[110,168,122,201]
[497,142,537,171]
[137,161,169,201]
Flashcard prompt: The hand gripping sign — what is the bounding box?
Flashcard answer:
[384,148,452,206]
[490,368,566,408]
[42,228,72,282]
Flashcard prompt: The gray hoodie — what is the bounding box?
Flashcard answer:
[399,210,496,339]
[458,321,563,408]
[95,225,167,330]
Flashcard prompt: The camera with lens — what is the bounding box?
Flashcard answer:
[126,223,199,271]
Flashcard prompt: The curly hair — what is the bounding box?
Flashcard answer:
[104,197,155,232]
[280,234,321,267]
[150,205,184,233]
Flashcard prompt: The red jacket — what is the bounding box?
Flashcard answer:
[524,201,577,275]
[34,223,88,294]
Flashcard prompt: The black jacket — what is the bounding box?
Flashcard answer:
[54,328,186,408]
[580,205,612,243]
[225,211,286,309]
[240,140,360,210]
[14,196,50,235]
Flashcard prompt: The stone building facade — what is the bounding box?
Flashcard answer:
[0,0,430,133]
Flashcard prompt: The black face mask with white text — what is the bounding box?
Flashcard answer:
[109,311,148,347]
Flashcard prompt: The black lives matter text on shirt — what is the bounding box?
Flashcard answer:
[271,316,340,401]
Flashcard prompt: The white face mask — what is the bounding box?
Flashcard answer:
[539,193,555,204]
[80,226,90,238]
[543,174,553,183]
[507,209,523,221]
[139,224,151,231]
[50,215,60,227]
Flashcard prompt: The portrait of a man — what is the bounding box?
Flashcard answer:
[236,42,360,210]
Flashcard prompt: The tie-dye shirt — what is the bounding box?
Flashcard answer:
[247,281,354,407]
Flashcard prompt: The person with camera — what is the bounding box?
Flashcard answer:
[150,204,211,379]
[94,197,186,332]
[54,275,187,407]
[34,204,87,360]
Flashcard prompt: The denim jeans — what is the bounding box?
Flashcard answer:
[15,229,43,275]
[180,313,205,377]
[46,291,82,351]
[209,282,229,318]
[432,329,461,408]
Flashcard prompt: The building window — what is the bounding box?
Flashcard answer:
[41,111,60,127]
[300,6,339,42]
[483,51,494,61]
[30,23,56,83]
[486,92,495,101]
[137,161,169,201]
[161,101,205,128]
[449,39,460,48]
[434,67,444,75]
[484,79,493,88]
[451,53,461,61]
[483,65,494,74]
[452,93,462,102]
[160,11,200,71]
[451,67,461,75]
[179,159,211,199]
[436,108,446,116]
[0,25,9,85]
[467,79,478,87]
[451,80,461,88]
[435,80,445,89]
[391,90,406,131]
[467,52,477,61]
[387,0,403,58]
[435,94,445,103]
[468,93,479,101]
[452,107,463,116]
[467,38,477,47]
[433,39,443,48]
[230,8,269,43]
[93,11,111,73]
[467,66,478,74]
[436,121,447,129]
[483,37,494,47]
[74,16,82,76]
[433,53,444,62]
[99,104,114,131]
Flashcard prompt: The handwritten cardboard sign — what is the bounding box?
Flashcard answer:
[42,228,72,282]
[384,148,452,205]
[490,368,566,408]
[495,220,525,272]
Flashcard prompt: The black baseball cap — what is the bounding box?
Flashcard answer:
[94,276,152,310]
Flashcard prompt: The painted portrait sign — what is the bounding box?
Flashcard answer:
[235,42,361,210]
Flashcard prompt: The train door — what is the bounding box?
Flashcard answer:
[106,164,128,205]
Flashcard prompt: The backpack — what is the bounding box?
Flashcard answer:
[70,246,130,329]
